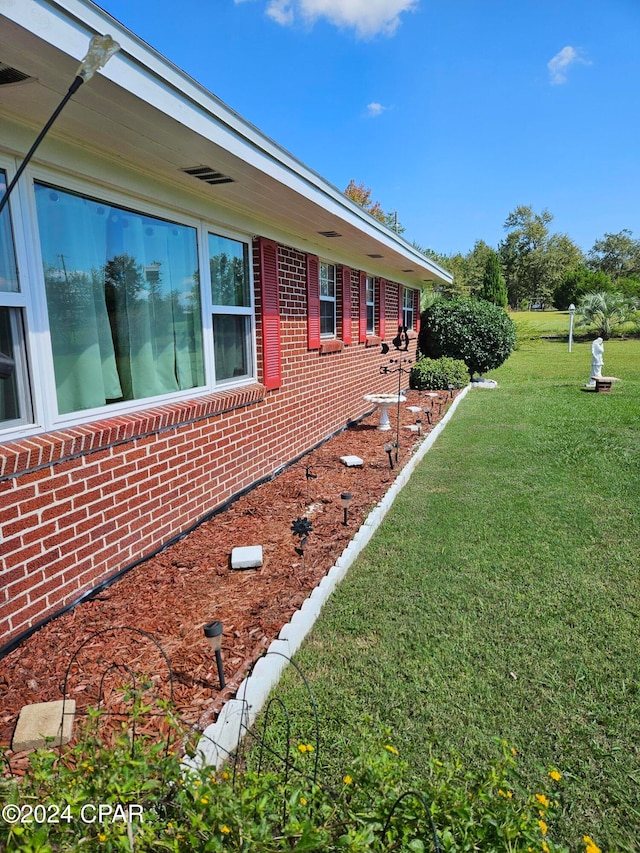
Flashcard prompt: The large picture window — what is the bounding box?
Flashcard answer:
[209,232,253,383]
[320,261,336,337]
[35,183,205,415]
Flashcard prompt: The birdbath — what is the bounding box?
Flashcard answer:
[364,393,407,430]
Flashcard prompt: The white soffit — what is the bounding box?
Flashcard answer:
[0,0,452,287]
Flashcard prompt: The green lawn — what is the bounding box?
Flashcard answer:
[264,338,640,851]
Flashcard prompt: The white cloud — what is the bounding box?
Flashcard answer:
[547,46,590,85]
[260,0,418,38]
[366,102,385,117]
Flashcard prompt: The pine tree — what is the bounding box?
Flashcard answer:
[479,250,508,307]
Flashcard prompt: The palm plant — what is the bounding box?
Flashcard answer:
[576,290,638,339]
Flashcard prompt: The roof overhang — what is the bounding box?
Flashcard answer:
[0,0,452,288]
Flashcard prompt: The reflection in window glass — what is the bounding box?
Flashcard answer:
[208,232,253,384]
[0,308,20,422]
[0,171,19,293]
[209,233,250,307]
[366,275,375,334]
[213,314,250,381]
[35,184,205,415]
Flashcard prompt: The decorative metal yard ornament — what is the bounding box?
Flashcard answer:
[392,325,410,352]
[291,516,313,558]
[379,357,413,462]
[0,35,120,216]
[339,492,353,525]
[203,620,226,690]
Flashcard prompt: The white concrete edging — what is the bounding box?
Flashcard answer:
[190,384,472,769]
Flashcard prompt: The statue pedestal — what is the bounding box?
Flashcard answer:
[591,376,620,393]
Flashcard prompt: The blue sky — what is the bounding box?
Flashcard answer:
[95,0,640,257]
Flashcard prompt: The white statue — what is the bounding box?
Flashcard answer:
[589,337,604,385]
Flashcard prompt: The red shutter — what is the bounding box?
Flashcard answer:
[341,266,352,344]
[306,254,321,350]
[358,271,367,342]
[258,238,281,390]
[377,279,386,339]
[398,285,404,325]
[413,289,420,332]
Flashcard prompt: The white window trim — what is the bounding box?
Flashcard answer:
[319,260,336,338]
[206,226,257,388]
[2,161,258,436]
[403,287,415,330]
[366,275,376,335]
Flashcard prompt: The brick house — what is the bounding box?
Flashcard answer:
[0,0,452,650]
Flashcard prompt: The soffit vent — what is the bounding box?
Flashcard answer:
[367,253,384,259]
[182,165,234,185]
[318,230,342,238]
[0,62,33,86]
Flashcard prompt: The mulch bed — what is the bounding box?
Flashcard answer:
[0,389,456,772]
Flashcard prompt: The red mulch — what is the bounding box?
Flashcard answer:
[0,389,454,772]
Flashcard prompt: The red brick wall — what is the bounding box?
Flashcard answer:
[0,240,413,647]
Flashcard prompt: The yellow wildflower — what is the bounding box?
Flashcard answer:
[498,789,513,798]
[538,819,548,836]
[542,842,550,853]
[299,797,307,806]
[343,775,353,785]
[98,834,107,843]
[549,769,562,782]
[306,743,314,752]
[583,837,602,853]
[298,743,308,753]
[384,744,399,755]
[510,747,517,756]
[220,825,231,835]
[200,796,209,805]
[221,771,230,780]
[535,793,550,809]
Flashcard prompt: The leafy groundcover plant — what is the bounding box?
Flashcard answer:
[0,702,594,852]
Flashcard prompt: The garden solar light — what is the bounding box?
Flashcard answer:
[384,442,394,469]
[424,407,432,425]
[203,621,226,690]
[0,34,120,216]
[416,418,422,436]
[340,492,353,525]
[448,384,454,399]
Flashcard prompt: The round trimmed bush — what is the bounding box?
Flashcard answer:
[418,297,516,379]
[409,356,468,390]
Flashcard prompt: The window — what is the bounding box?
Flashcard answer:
[319,261,336,336]
[34,183,205,415]
[366,275,375,335]
[0,169,32,429]
[209,232,253,383]
[403,288,415,330]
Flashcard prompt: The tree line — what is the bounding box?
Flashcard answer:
[345,182,640,311]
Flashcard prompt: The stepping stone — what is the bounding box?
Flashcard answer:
[231,545,263,570]
[407,406,422,413]
[403,424,421,432]
[340,455,363,468]
[12,700,76,751]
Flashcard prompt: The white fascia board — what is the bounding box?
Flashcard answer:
[4,0,452,285]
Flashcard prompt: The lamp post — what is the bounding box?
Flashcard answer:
[568,303,576,353]
[0,34,120,216]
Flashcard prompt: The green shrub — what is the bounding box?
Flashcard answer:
[0,705,583,852]
[418,297,516,379]
[409,356,468,390]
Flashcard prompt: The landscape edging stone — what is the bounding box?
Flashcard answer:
[193,384,472,768]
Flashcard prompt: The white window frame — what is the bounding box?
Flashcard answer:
[0,157,39,439]
[319,260,336,338]
[366,275,376,335]
[207,226,256,387]
[3,160,258,435]
[403,287,415,330]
